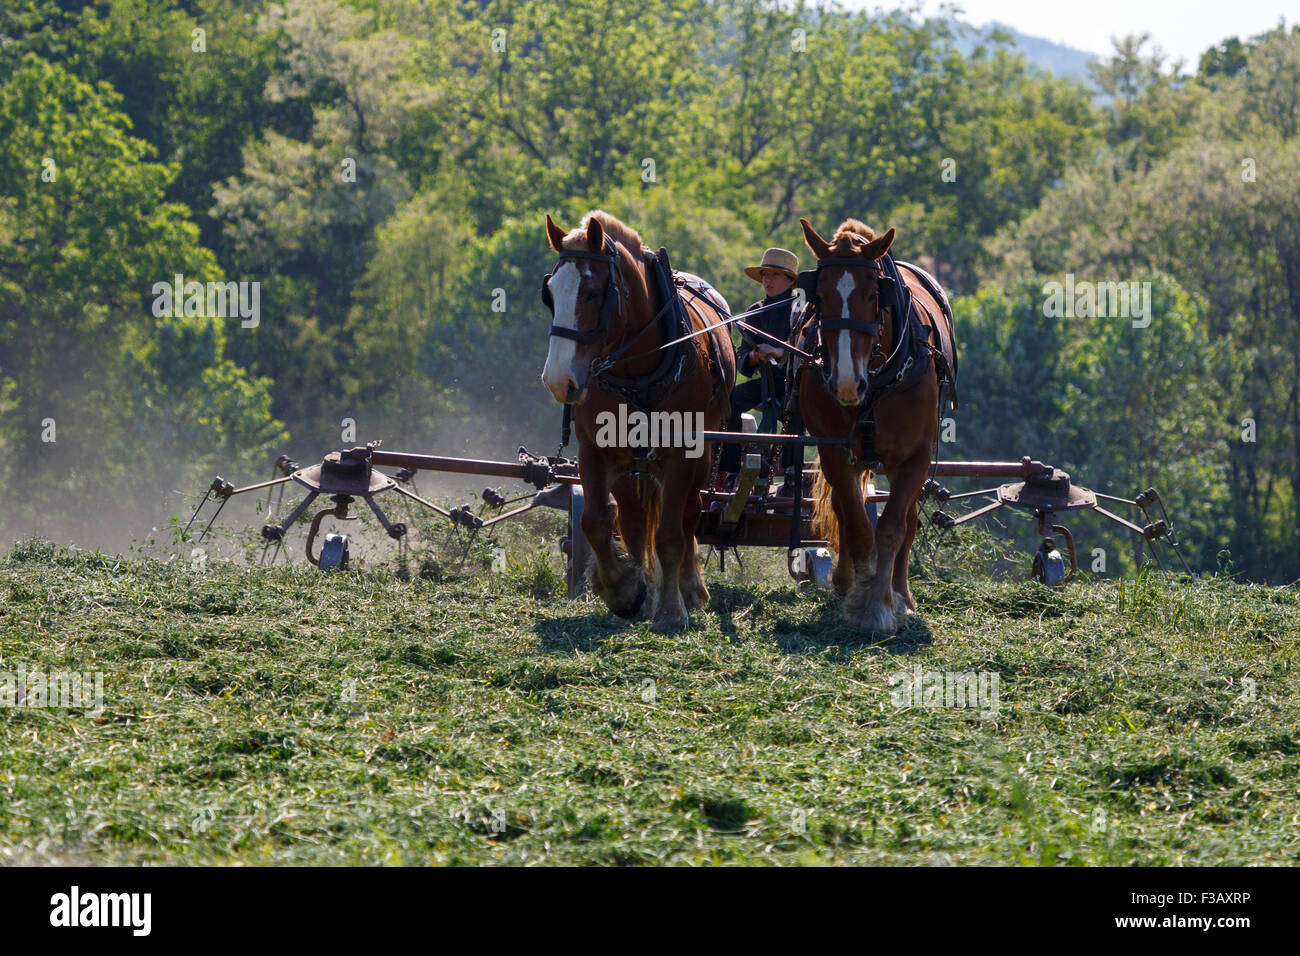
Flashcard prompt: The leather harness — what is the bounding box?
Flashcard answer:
[542,240,723,413]
[790,248,951,468]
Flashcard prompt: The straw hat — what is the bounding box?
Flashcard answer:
[744,247,799,282]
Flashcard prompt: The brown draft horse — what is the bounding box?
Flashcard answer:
[540,211,737,630]
[797,218,956,634]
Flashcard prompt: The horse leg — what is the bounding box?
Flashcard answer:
[651,465,691,631]
[892,495,920,612]
[820,450,875,622]
[816,450,861,595]
[859,452,930,633]
[677,455,709,612]
[830,492,856,597]
[583,466,647,619]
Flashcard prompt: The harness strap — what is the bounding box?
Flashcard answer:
[643,289,802,354]
[592,290,680,371]
[590,249,697,411]
[675,285,815,359]
[545,243,623,344]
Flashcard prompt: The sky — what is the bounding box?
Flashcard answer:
[856,0,1296,67]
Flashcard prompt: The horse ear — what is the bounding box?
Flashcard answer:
[585,215,605,252]
[545,214,567,252]
[862,227,896,260]
[800,218,831,259]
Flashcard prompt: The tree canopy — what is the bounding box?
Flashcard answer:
[1,1,1296,579]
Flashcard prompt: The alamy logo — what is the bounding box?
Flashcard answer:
[152,273,260,328]
[49,886,151,936]
[889,665,999,718]
[594,404,706,459]
[1041,274,1151,328]
[1,667,103,716]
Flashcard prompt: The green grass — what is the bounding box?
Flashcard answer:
[1,525,1297,866]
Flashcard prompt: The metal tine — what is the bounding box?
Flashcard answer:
[196,496,229,544]
[259,537,285,566]
[263,459,278,516]
[181,489,213,541]
[1155,498,1193,574]
[1145,536,1167,575]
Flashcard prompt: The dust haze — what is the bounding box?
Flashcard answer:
[1,373,567,563]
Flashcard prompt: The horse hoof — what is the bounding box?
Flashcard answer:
[842,586,869,621]
[855,601,899,635]
[651,614,688,633]
[681,581,709,611]
[606,576,648,620]
[893,590,917,613]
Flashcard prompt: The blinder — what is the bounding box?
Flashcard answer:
[543,242,623,345]
[795,269,820,308]
[540,273,554,314]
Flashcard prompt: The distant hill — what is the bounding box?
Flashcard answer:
[952,20,1098,81]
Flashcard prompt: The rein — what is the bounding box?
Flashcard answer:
[674,285,815,361]
[544,253,814,366]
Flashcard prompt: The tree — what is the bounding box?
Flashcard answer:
[989,27,1300,578]
[211,0,427,442]
[0,54,283,546]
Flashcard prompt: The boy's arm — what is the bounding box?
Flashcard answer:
[734,301,764,374]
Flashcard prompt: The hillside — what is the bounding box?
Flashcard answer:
[955,20,1098,80]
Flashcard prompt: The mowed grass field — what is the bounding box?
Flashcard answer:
[1,522,1297,866]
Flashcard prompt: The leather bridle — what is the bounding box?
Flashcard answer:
[813,255,888,340]
[541,240,625,346]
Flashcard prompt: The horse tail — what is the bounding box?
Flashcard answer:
[811,464,838,554]
[612,476,661,569]
[810,459,873,555]
[640,476,660,569]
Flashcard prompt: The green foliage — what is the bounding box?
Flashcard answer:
[950,276,1230,574]
[948,279,1070,461]
[991,25,1300,579]
[1,0,1296,579]
[0,52,283,544]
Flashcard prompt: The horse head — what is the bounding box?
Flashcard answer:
[800,218,896,407]
[540,212,640,404]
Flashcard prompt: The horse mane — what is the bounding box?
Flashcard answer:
[564,210,651,259]
[831,219,877,251]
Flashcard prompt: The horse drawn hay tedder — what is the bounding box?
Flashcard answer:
[185,210,1189,628]
[185,434,1185,596]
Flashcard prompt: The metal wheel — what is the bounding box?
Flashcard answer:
[1032,538,1065,586]
[563,486,593,598]
[790,546,834,590]
[319,533,350,571]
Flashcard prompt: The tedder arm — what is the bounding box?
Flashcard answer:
[184,442,580,571]
[185,440,1188,589]
[921,457,1190,584]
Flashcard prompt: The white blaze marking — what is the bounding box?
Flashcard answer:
[834,271,858,398]
[541,261,582,399]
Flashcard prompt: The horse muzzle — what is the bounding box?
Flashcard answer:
[836,375,868,407]
[542,368,587,404]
